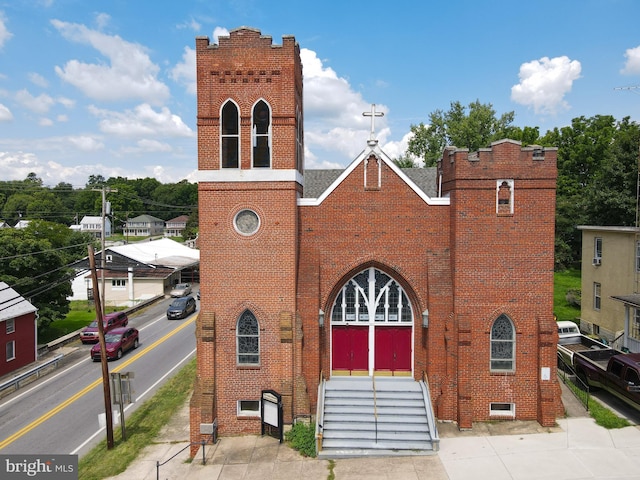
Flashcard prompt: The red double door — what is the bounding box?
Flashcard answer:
[331,325,412,376]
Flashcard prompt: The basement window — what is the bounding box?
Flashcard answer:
[237,400,260,417]
[490,402,515,417]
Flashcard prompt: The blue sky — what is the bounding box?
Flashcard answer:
[0,0,639,187]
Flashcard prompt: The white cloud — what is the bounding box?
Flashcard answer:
[0,103,12,121]
[51,19,170,105]
[212,27,229,43]
[511,56,581,115]
[94,12,111,30]
[88,103,194,138]
[300,48,390,166]
[15,89,56,114]
[67,135,104,151]
[170,47,196,95]
[39,117,53,126]
[29,73,49,88]
[177,18,201,31]
[121,139,173,154]
[621,45,640,75]
[0,13,12,49]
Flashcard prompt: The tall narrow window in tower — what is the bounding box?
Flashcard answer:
[221,100,239,168]
[296,105,304,173]
[490,314,515,372]
[237,310,259,365]
[252,100,271,167]
[497,180,513,215]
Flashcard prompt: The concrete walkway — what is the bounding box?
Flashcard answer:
[103,381,640,480]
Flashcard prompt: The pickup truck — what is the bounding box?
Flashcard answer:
[557,332,610,369]
[573,350,640,412]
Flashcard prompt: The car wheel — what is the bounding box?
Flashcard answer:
[116,349,123,360]
[133,339,139,349]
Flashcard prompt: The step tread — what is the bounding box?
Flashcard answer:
[323,431,432,441]
[321,438,434,450]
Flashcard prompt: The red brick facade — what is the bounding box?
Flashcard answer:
[191,27,562,452]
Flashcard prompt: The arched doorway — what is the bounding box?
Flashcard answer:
[330,267,414,376]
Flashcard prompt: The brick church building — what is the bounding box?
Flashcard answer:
[190,27,562,454]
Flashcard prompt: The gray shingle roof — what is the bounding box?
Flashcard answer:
[302,167,438,199]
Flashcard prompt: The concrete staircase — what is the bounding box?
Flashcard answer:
[317,376,439,458]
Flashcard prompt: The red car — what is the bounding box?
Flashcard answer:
[80,311,129,344]
[91,327,139,361]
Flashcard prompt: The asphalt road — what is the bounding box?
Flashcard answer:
[0,296,197,457]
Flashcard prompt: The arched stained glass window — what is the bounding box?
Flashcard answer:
[237,310,259,365]
[221,100,239,168]
[331,267,412,323]
[490,314,515,371]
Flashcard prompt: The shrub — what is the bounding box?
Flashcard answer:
[285,421,316,457]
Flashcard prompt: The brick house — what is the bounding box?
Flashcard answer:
[0,282,38,377]
[191,27,561,453]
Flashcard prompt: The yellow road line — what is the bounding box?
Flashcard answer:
[0,314,197,450]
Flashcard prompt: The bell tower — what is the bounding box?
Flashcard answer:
[191,28,303,446]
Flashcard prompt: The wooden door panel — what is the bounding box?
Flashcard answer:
[332,326,368,374]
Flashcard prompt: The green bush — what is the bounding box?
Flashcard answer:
[285,421,317,457]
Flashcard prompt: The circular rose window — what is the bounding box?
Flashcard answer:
[234,209,260,235]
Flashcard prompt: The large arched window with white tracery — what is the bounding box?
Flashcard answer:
[490,314,515,372]
[331,267,412,323]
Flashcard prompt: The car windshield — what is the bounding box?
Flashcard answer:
[104,333,122,342]
[171,298,188,307]
[175,284,188,289]
[88,320,109,328]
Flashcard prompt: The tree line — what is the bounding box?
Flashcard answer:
[0,175,198,330]
[0,174,198,239]
[404,101,640,270]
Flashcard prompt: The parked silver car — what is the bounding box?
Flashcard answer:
[170,283,192,297]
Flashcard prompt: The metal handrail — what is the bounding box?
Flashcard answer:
[0,353,63,396]
[556,352,590,411]
[315,371,326,454]
[156,436,214,480]
[421,370,440,451]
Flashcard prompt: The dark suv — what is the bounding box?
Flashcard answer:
[80,311,129,344]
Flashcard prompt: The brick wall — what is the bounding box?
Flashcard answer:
[192,27,562,449]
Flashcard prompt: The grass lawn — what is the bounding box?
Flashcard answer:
[554,269,581,324]
[38,301,125,344]
[78,358,196,480]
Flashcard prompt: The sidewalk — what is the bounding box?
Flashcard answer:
[104,380,640,480]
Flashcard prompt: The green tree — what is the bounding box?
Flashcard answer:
[0,220,95,329]
[541,115,640,269]
[407,100,521,166]
[393,154,418,168]
[27,190,70,224]
[3,193,32,224]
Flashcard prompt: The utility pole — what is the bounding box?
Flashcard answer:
[91,186,117,315]
[614,85,640,293]
[88,245,114,449]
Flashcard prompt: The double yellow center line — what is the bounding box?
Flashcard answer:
[0,315,196,450]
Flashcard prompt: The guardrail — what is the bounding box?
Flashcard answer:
[1,294,166,399]
[0,353,64,397]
